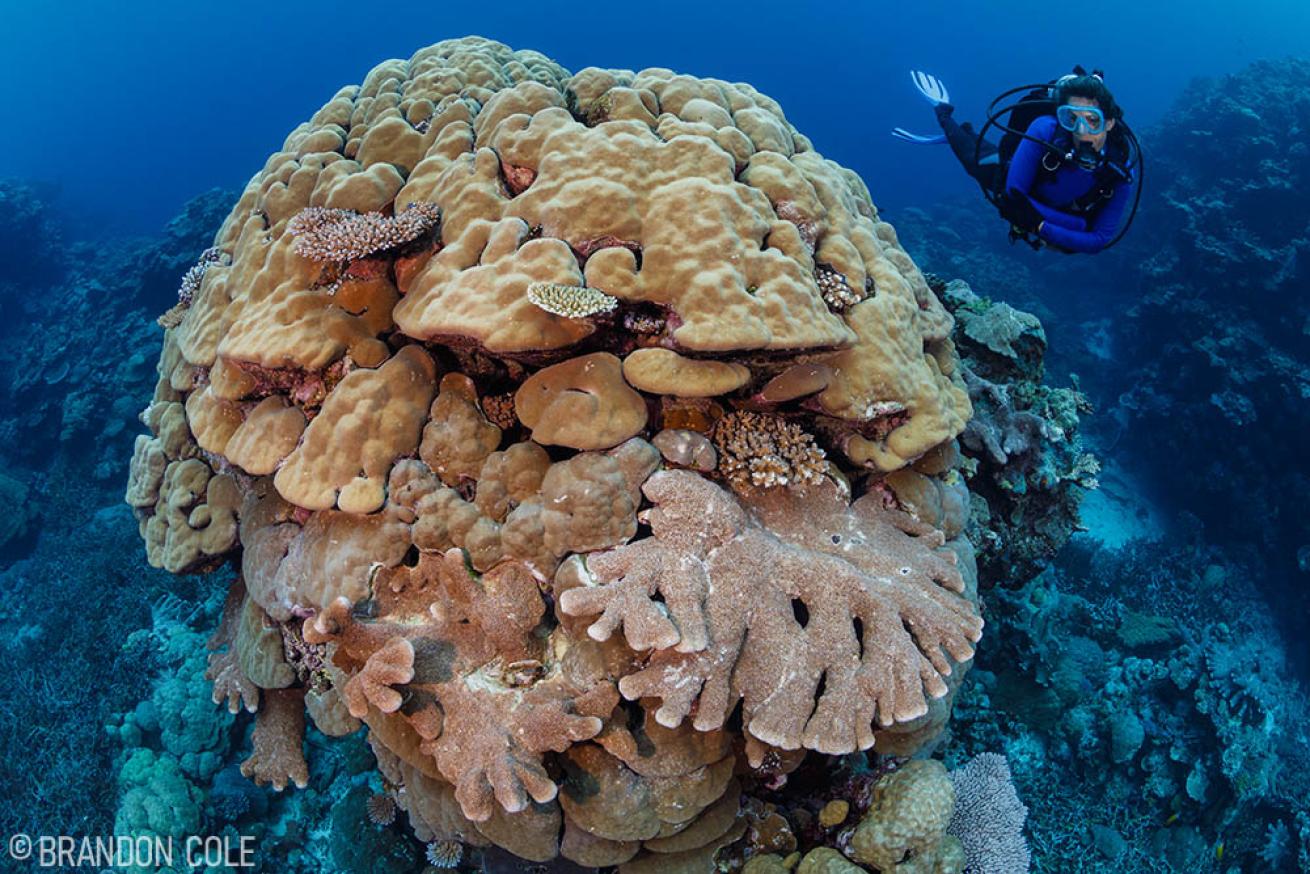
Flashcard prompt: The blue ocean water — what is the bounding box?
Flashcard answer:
[1,2,1309,872]
[4,0,1308,234]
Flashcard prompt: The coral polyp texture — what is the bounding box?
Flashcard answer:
[126,36,981,868]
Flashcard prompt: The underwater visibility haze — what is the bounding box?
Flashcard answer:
[1,2,1308,873]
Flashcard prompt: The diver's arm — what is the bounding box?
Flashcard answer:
[1028,199,1085,230]
[1037,179,1131,254]
[1005,117,1084,230]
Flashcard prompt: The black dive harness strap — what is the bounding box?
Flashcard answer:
[1037,133,1134,215]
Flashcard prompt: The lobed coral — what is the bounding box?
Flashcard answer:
[847,759,964,872]
[127,36,984,869]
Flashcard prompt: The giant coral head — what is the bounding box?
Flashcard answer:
[126,36,980,868]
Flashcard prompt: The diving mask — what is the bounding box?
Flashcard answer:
[1057,103,1106,135]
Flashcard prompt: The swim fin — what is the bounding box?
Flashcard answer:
[910,70,950,106]
[891,128,947,144]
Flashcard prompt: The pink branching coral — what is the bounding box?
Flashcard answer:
[288,202,441,262]
[559,470,982,755]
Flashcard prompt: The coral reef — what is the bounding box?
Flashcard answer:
[891,57,1310,873]
[942,535,1310,872]
[0,187,234,492]
[939,279,1098,588]
[124,36,987,869]
[1099,60,1310,656]
[0,178,65,295]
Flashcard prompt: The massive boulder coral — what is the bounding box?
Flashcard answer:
[127,36,982,868]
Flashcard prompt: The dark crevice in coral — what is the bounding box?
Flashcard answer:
[791,598,810,629]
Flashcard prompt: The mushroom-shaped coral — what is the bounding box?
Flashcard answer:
[514,352,648,450]
[622,348,751,397]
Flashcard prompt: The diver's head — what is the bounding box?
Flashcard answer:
[1054,67,1120,152]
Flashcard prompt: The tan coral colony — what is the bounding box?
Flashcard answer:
[127,36,980,869]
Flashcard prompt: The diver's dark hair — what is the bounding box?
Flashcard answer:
[1054,65,1122,119]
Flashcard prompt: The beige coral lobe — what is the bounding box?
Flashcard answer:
[128,35,981,868]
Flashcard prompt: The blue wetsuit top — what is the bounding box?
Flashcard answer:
[1005,115,1133,254]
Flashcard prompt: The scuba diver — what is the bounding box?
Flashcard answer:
[892,66,1142,253]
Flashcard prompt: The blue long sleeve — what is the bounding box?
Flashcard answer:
[1038,179,1132,253]
[1005,117,1085,230]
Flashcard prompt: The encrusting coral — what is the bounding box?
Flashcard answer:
[127,36,986,869]
[560,471,980,754]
